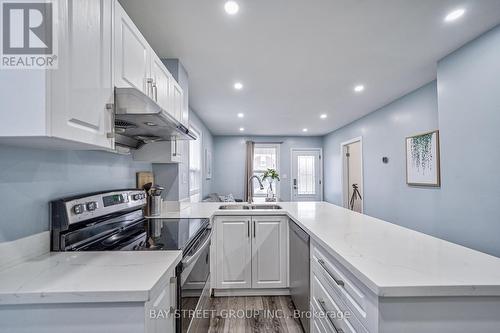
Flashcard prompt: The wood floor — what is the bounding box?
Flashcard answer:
[207,296,304,333]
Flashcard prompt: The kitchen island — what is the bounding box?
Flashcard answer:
[153,201,500,332]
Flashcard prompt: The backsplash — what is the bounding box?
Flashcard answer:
[0,145,151,242]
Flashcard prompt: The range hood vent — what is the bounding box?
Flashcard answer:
[114,87,196,149]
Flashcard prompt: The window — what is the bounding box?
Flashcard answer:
[189,126,202,202]
[252,144,280,197]
[297,155,315,195]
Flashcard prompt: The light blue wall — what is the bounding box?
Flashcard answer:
[436,25,500,257]
[323,82,440,235]
[323,25,500,257]
[0,146,151,242]
[212,136,323,201]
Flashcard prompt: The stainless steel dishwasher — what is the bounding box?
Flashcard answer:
[289,220,310,333]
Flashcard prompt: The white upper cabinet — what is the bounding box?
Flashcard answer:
[0,0,114,149]
[170,79,184,122]
[150,54,173,112]
[50,0,114,149]
[114,1,151,94]
[114,2,184,123]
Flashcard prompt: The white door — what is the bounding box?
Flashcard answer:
[251,216,289,288]
[215,216,252,289]
[343,140,363,213]
[150,54,172,112]
[170,80,183,122]
[114,2,151,94]
[50,0,114,149]
[291,149,323,201]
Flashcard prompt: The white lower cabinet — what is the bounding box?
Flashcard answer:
[251,216,289,288]
[214,215,289,290]
[215,216,253,289]
[0,268,177,333]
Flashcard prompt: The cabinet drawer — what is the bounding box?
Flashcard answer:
[311,299,330,333]
[312,273,368,333]
[312,244,377,331]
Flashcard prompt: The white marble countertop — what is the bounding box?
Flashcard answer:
[151,201,500,297]
[0,251,181,305]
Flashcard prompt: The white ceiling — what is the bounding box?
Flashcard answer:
[119,0,500,136]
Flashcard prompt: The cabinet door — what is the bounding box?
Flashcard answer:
[170,80,183,122]
[215,216,252,289]
[251,216,289,288]
[145,272,176,333]
[50,0,113,149]
[114,1,151,94]
[150,55,173,112]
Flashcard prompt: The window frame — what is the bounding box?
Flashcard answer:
[188,125,202,200]
[252,143,280,199]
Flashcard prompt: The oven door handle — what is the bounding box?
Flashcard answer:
[182,228,212,267]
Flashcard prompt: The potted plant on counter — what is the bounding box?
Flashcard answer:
[261,168,280,201]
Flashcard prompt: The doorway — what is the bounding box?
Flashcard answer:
[341,138,364,213]
[291,148,323,202]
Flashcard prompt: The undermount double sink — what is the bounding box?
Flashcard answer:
[219,204,282,210]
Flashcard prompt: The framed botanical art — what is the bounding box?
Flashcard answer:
[406,130,440,187]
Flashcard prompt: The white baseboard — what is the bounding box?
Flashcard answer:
[213,288,290,297]
[0,231,50,270]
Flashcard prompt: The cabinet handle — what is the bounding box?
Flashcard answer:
[247,220,250,238]
[169,276,177,310]
[253,220,256,238]
[317,258,345,287]
[317,298,344,333]
[146,78,154,97]
[152,82,158,102]
[172,139,178,157]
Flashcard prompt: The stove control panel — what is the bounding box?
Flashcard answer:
[63,190,147,224]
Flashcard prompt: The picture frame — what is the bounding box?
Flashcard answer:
[205,148,212,179]
[406,130,440,187]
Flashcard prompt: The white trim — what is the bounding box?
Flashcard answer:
[290,148,324,202]
[189,124,202,200]
[253,143,281,199]
[340,137,364,213]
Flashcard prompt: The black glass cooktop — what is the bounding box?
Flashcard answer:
[143,218,209,252]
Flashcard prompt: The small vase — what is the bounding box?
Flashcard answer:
[266,181,275,200]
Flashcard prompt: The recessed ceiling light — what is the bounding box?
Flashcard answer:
[354,85,365,93]
[224,1,239,15]
[302,128,308,132]
[320,114,328,119]
[234,82,243,90]
[444,8,465,22]
[239,127,245,131]
[237,113,244,118]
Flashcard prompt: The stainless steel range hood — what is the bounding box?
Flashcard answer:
[114,87,196,149]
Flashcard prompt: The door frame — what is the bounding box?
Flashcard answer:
[290,148,324,202]
[340,137,364,213]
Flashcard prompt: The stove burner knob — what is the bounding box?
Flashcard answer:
[73,204,84,215]
[86,201,98,211]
